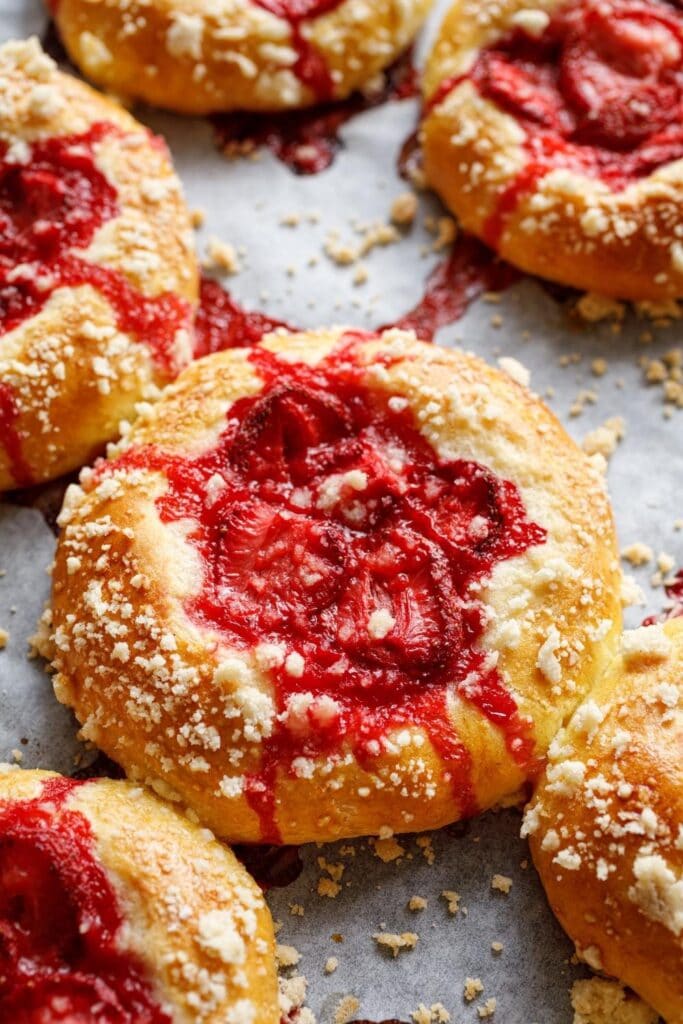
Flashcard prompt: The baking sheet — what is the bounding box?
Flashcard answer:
[1,1,682,1020]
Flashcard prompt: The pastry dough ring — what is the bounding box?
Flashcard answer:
[422,0,683,300]
[0,767,279,1024]
[526,618,683,1024]
[50,328,621,844]
[0,38,198,491]
[48,0,433,114]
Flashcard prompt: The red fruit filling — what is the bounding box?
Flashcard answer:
[0,777,170,1024]
[250,0,346,102]
[117,339,547,841]
[0,124,193,486]
[194,276,295,357]
[429,0,683,243]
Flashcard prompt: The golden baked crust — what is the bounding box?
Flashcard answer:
[0,38,198,491]
[49,0,432,114]
[421,0,683,300]
[0,766,279,1024]
[49,327,621,844]
[525,618,683,1024]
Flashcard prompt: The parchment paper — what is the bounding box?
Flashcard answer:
[1,1,681,1020]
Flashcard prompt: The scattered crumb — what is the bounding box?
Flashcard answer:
[203,236,240,274]
[317,877,342,899]
[478,998,497,1018]
[491,874,513,895]
[408,896,427,912]
[621,543,653,567]
[289,903,304,917]
[390,191,418,227]
[571,979,658,1024]
[334,995,360,1024]
[190,207,205,228]
[575,293,625,323]
[582,416,625,458]
[591,357,608,377]
[324,957,338,975]
[464,978,484,1002]
[411,1003,451,1024]
[276,944,302,969]
[416,836,435,864]
[0,628,7,650]
[372,931,418,957]
[441,890,461,915]
[491,941,503,954]
[372,836,406,863]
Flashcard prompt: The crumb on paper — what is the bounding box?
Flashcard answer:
[416,835,435,864]
[275,944,301,969]
[408,895,427,912]
[373,931,418,957]
[372,836,406,862]
[190,207,205,228]
[203,236,240,274]
[478,998,497,1018]
[491,941,503,953]
[570,978,658,1024]
[317,877,341,899]
[289,902,304,916]
[0,628,8,649]
[333,995,360,1024]
[324,957,338,975]
[621,543,653,567]
[575,293,625,323]
[464,978,484,1002]
[441,890,461,915]
[411,1003,451,1024]
[582,416,625,459]
[491,874,513,895]
[390,191,418,227]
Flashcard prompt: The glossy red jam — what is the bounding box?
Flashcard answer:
[0,776,170,1023]
[0,124,193,487]
[430,0,683,244]
[387,234,519,340]
[212,50,418,175]
[252,0,345,101]
[194,276,294,357]
[118,339,546,841]
[0,382,32,487]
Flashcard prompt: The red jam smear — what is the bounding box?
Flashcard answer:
[212,49,418,175]
[0,776,171,1024]
[194,276,295,357]
[0,123,193,487]
[429,0,683,245]
[386,234,519,341]
[117,339,547,841]
[0,382,32,487]
[252,0,345,102]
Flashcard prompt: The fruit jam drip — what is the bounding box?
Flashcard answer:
[120,340,547,841]
[429,0,683,245]
[212,49,417,175]
[194,276,295,357]
[0,382,32,487]
[0,776,170,1024]
[251,0,344,101]
[386,234,519,341]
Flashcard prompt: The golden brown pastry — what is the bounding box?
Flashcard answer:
[0,766,279,1023]
[0,38,198,491]
[49,327,621,843]
[47,0,433,114]
[525,618,683,1024]
[421,0,683,300]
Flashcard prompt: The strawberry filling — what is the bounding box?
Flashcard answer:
[429,0,683,244]
[0,777,170,1024]
[0,124,194,486]
[251,0,347,101]
[117,339,547,840]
